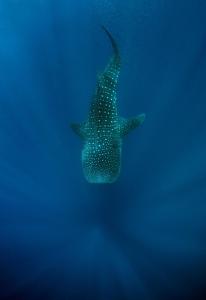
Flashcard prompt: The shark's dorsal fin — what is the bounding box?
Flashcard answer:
[120,114,145,137]
[70,122,87,139]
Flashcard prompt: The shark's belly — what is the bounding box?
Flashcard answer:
[82,139,121,184]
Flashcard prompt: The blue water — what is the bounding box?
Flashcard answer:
[1,1,206,299]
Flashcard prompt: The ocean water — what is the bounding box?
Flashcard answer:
[0,1,206,299]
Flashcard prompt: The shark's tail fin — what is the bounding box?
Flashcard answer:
[101,26,120,65]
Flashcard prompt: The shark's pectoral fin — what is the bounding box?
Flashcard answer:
[120,114,145,137]
[70,122,87,139]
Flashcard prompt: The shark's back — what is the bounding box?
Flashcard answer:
[88,26,121,131]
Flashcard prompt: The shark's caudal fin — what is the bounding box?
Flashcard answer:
[120,114,145,137]
[101,26,120,58]
[101,26,121,69]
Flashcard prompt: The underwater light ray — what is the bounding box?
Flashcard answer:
[0,161,53,205]
[0,239,76,299]
[0,0,205,299]
[0,85,73,199]
[135,199,206,274]
[0,2,71,153]
[0,68,68,166]
[0,221,100,298]
[157,138,206,194]
[112,238,173,300]
[141,197,206,236]
[116,229,177,296]
[124,212,206,299]
[124,90,206,201]
[124,5,206,181]
[112,179,206,299]
[101,222,170,300]
[90,232,152,300]
[140,233,206,297]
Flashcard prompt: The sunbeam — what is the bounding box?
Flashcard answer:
[0,0,206,300]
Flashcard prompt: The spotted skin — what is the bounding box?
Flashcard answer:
[71,27,145,183]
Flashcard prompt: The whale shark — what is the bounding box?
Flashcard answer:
[71,26,145,183]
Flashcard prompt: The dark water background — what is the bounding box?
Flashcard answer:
[1,0,206,299]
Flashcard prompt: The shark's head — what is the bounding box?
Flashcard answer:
[82,138,121,183]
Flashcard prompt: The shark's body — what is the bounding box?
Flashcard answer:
[71,27,145,183]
